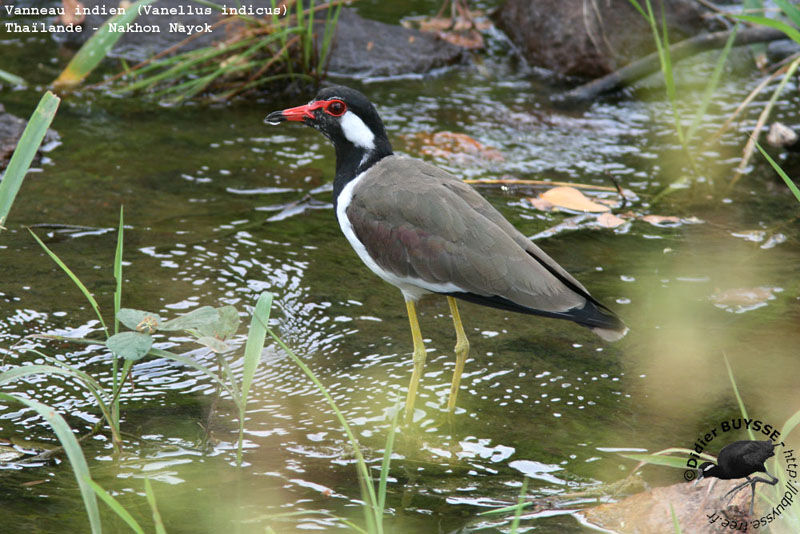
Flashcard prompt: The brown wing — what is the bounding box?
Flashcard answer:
[345,156,624,335]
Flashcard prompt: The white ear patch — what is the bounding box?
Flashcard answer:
[340,111,375,150]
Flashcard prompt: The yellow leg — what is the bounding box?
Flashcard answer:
[403,299,427,423]
[446,296,470,413]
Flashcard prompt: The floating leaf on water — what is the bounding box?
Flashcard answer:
[160,306,220,332]
[117,308,162,333]
[195,336,232,354]
[596,212,627,228]
[539,186,610,213]
[528,197,553,211]
[710,286,780,313]
[402,131,503,165]
[106,331,153,361]
[640,215,681,227]
[531,215,593,240]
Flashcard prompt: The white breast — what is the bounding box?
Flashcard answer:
[335,171,464,301]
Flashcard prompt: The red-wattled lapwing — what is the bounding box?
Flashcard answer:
[265,85,627,423]
[698,440,779,515]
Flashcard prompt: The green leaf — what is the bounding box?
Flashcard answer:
[195,336,232,353]
[686,24,738,143]
[144,478,167,534]
[670,503,682,534]
[755,141,800,203]
[195,305,241,339]
[84,475,145,534]
[106,331,153,361]
[29,229,109,337]
[237,293,273,466]
[117,308,162,333]
[160,306,219,332]
[620,452,692,469]
[510,476,529,533]
[114,206,124,335]
[0,394,101,534]
[0,91,59,229]
[53,0,157,88]
[775,0,800,28]
[0,68,26,86]
[781,409,800,442]
[736,14,800,45]
[723,354,755,440]
[240,293,272,406]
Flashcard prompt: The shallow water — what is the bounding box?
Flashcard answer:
[2,3,800,532]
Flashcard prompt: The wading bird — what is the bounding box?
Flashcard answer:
[698,439,779,515]
[266,86,627,422]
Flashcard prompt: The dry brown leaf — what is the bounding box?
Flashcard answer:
[539,186,610,213]
[596,212,626,228]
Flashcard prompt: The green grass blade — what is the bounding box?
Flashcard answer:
[0,91,59,229]
[28,229,109,337]
[620,452,694,469]
[625,0,646,18]
[0,68,26,86]
[774,0,800,28]
[755,142,800,203]
[723,354,755,440]
[112,206,124,432]
[54,0,157,87]
[377,407,399,513]
[114,206,124,335]
[686,24,737,143]
[670,503,682,533]
[0,393,101,534]
[240,292,272,406]
[317,3,342,77]
[510,477,529,534]
[144,478,167,534]
[85,476,145,534]
[148,347,238,400]
[780,408,800,440]
[736,14,800,45]
[658,2,685,146]
[478,501,533,516]
[266,328,382,532]
[1,363,109,405]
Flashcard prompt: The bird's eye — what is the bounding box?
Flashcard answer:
[325,100,346,117]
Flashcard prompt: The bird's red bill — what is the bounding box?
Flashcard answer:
[279,101,327,121]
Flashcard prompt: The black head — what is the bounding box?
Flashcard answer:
[265,86,393,183]
[697,461,719,480]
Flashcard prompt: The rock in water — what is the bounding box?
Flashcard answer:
[492,0,712,79]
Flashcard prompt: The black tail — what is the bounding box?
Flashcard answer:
[445,292,628,341]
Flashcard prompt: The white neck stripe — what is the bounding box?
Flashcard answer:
[340,111,375,150]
